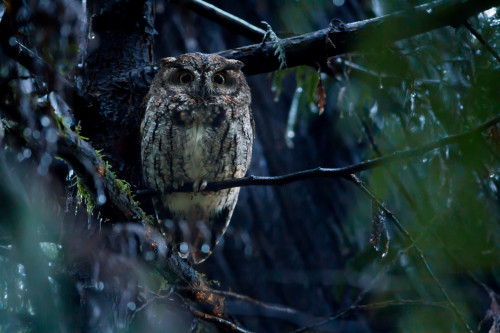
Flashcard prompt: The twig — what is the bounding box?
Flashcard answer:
[177,287,300,315]
[463,20,500,64]
[348,175,473,333]
[289,257,395,333]
[130,288,173,323]
[174,0,265,42]
[291,176,472,333]
[134,113,500,196]
[355,298,448,310]
[166,291,252,333]
[111,223,226,317]
[186,304,253,333]
[219,0,500,75]
[341,59,470,89]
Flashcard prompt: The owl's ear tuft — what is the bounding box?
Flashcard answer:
[226,59,244,71]
[161,57,177,68]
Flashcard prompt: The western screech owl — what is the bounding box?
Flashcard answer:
[141,53,254,264]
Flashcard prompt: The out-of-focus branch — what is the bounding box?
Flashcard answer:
[0,100,224,317]
[132,113,500,196]
[173,0,265,42]
[0,1,98,123]
[0,98,144,222]
[463,20,500,64]
[218,0,500,75]
[112,224,225,317]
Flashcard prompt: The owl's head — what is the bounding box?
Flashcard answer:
[155,53,248,103]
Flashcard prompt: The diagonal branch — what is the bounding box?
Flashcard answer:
[143,113,499,195]
[0,99,225,317]
[219,0,500,75]
[463,20,500,64]
[173,0,265,42]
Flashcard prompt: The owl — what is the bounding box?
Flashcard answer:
[140,53,254,264]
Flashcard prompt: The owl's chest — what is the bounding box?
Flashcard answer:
[177,122,216,180]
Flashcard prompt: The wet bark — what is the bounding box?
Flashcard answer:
[79,0,155,188]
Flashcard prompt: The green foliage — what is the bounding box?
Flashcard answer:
[261,21,287,70]
[334,8,500,332]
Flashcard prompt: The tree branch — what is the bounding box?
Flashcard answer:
[143,114,500,195]
[218,0,500,75]
[185,303,252,333]
[174,0,265,42]
[0,97,224,318]
[0,99,145,222]
[463,20,500,64]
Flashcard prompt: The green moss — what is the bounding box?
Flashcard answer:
[76,177,96,215]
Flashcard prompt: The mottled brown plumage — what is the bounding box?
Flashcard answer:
[140,53,254,263]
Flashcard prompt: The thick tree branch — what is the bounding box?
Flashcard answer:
[143,114,500,195]
[218,0,500,75]
[0,101,224,317]
[174,0,265,42]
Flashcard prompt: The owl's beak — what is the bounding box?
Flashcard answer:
[198,86,208,100]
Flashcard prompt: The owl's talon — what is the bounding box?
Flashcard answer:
[193,180,200,193]
[199,180,207,191]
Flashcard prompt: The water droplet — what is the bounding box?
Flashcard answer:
[60,24,71,37]
[163,219,174,228]
[23,148,31,159]
[41,153,52,165]
[97,194,107,205]
[37,164,48,176]
[179,242,189,253]
[41,116,50,127]
[23,127,32,137]
[201,244,210,253]
[144,251,155,261]
[45,128,58,143]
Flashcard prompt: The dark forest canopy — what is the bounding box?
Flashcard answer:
[1,0,500,332]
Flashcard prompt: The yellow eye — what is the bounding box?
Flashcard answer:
[212,73,225,85]
[179,72,193,84]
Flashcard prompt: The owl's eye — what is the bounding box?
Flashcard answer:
[179,72,194,84]
[212,73,226,85]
